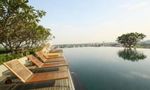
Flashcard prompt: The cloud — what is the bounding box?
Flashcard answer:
[121,1,149,11]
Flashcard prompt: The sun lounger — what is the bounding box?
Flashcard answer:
[27,55,68,68]
[35,51,65,63]
[40,51,62,59]
[3,60,68,83]
[42,44,63,54]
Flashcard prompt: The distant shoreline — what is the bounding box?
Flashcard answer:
[54,43,150,49]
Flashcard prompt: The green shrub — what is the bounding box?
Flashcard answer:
[0,46,44,64]
[0,53,24,64]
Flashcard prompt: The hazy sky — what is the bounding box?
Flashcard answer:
[29,0,150,44]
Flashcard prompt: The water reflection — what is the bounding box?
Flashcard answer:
[118,49,146,62]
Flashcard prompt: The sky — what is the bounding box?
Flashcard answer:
[29,0,150,44]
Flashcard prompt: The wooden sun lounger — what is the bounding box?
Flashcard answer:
[40,50,62,59]
[3,60,68,83]
[48,48,63,53]
[42,52,62,59]
[35,51,65,63]
[42,44,63,53]
[27,55,68,68]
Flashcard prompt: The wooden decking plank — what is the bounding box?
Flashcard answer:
[54,79,68,87]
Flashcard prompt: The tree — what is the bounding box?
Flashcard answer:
[0,0,51,53]
[117,32,146,48]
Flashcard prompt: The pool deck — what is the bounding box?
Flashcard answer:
[0,57,75,90]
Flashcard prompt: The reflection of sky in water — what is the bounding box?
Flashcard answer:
[63,47,150,90]
[123,71,150,79]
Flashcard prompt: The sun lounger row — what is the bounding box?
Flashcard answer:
[2,49,69,85]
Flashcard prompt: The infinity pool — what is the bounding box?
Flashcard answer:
[63,47,150,90]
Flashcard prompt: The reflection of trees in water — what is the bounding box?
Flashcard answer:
[118,49,146,62]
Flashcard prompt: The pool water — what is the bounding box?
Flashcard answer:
[63,47,150,90]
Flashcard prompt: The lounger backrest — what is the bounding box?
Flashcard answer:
[4,59,33,83]
[38,51,56,59]
[35,51,47,62]
[42,47,48,53]
[27,55,43,67]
